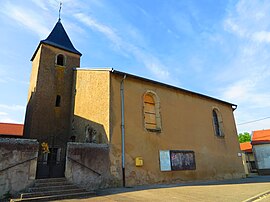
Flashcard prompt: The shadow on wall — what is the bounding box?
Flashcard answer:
[23,91,35,139]
[24,92,109,144]
[65,142,118,190]
[66,117,120,189]
[71,115,109,144]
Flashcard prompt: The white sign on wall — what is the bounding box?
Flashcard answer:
[159,150,171,171]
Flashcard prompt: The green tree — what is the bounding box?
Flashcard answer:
[238,132,251,143]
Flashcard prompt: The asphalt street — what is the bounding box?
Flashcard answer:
[55,175,270,202]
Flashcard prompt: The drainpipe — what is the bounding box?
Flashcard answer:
[120,74,127,187]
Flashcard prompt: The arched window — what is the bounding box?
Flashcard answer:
[56,54,65,66]
[143,91,161,131]
[212,108,224,137]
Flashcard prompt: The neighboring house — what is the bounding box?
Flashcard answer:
[23,19,245,187]
[251,129,270,175]
[0,122,24,138]
[240,142,257,174]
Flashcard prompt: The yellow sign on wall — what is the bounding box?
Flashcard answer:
[135,157,143,167]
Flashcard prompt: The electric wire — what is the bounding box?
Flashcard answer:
[237,116,270,125]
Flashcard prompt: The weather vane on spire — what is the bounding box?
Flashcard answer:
[58,2,62,21]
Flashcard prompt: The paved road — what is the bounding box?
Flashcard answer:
[56,175,270,202]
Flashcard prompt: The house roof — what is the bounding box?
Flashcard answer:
[0,122,24,137]
[251,129,270,145]
[112,70,238,108]
[240,142,252,152]
[76,68,237,108]
[31,20,81,61]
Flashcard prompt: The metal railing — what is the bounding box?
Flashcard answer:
[0,157,37,173]
[67,156,101,176]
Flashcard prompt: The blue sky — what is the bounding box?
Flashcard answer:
[0,0,270,134]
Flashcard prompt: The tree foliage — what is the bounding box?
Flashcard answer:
[238,132,251,143]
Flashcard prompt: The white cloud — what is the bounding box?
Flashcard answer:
[74,13,170,80]
[0,79,6,83]
[224,0,270,41]
[75,13,122,47]
[223,18,246,37]
[221,80,252,103]
[219,0,270,133]
[0,104,25,124]
[0,117,19,123]
[1,2,50,38]
[252,31,270,43]
[31,0,49,11]
[0,77,29,85]
[31,0,85,13]
[0,104,25,111]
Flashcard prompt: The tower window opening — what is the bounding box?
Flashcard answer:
[56,54,65,66]
[55,95,61,107]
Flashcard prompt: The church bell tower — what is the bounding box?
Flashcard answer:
[24,19,81,144]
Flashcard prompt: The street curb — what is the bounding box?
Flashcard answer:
[243,190,270,202]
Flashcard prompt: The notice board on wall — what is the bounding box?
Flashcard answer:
[170,150,196,170]
[159,150,196,171]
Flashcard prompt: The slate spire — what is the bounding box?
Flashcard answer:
[40,21,81,56]
[31,19,81,61]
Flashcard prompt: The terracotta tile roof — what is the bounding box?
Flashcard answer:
[251,129,270,145]
[0,122,24,136]
[240,142,252,152]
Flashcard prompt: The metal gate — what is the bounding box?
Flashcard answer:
[36,136,67,179]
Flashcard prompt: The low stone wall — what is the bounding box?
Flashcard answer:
[65,142,119,190]
[0,138,39,199]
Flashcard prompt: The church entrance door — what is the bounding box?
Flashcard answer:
[36,136,66,179]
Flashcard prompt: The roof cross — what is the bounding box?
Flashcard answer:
[58,2,62,22]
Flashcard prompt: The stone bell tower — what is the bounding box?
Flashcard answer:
[24,19,81,144]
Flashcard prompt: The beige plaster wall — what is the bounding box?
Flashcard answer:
[110,73,245,186]
[0,138,38,199]
[72,70,110,143]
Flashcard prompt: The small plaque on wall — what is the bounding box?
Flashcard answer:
[170,150,196,170]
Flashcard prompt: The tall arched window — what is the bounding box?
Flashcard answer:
[212,108,224,137]
[143,91,161,131]
[56,54,65,66]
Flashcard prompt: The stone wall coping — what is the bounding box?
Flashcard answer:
[0,138,38,145]
[67,142,109,149]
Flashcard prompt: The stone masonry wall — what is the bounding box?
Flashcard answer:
[65,142,120,190]
[0,138,39,199]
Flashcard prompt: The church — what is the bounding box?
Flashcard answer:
[23,18,245,188]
